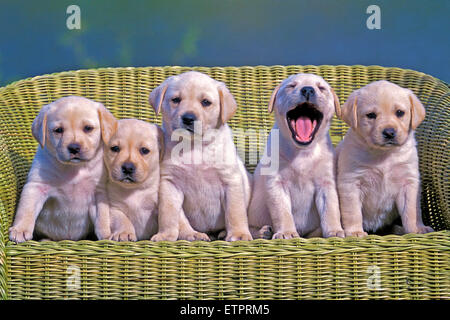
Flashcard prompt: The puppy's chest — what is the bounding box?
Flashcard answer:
[278,165,316,208]
[111,189,158,215]
[171,164,225,192]
[359,164,406,197]
[170,165,226,228]
[54,168,99,205]
[358,163,412,218]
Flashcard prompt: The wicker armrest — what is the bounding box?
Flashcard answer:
[0,199,7,299]
[0,134,17,243]
[415,83,450,230]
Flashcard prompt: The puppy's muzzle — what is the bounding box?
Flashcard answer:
[301,86,315,101]
[67,143,81,155]
[66,142,84,162]
[121,162,136,183]
[181,112,197,132]
[382,128,396,140]
[382,127,397,145]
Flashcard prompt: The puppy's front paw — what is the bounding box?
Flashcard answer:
[258,225,273,239]
[151,231,178,242]
[225,231,253,241]
[179,231,210,241]
[344,230,368,238]
[408,225,434,234]
[323,229,345,238]
[272,231,299,240]
[95,226,111,240]
[9,225,33,243]
[109,231,137,242]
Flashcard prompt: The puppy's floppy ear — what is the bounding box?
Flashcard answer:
[409,92,426,130]
[149,82,168,116]
[268,84,281,113]
[218,82,237,125]
[97,103,117,144]
[340,92,358,129]
[331,88,341,118]
[156,125,165,162]
[32,104,49,148]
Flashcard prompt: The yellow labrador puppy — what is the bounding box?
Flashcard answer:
[149,71,252,241]
[102,119,163,241]
[336,80,434,236]
[9,96,115,242]
[248,73,344,239]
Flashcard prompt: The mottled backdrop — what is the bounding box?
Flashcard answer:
[0,0,448,86]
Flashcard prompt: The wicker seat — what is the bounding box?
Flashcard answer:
[0,65,448,299]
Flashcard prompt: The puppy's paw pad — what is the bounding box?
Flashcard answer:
[324,230,345,238]
[110,232,137,242]
[272,231,299,240]
[345,230,368,238]
[9,226,33,243]
[258,225,273,239]
[225,232,253,241]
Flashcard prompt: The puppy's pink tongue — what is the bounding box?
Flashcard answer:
[295,117,313,142]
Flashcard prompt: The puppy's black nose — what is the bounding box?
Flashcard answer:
[301,86,315,100]
[181,113,196,126]
[382,128,396,140]
[67,143,81,155]
[121,162,135,175]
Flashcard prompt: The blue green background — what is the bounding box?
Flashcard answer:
[0,0,448,86]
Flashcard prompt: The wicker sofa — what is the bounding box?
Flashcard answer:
[0,65,448,299]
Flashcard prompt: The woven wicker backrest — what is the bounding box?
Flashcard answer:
[0,65,448,239]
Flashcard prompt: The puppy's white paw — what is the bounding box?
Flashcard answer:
[412,225,434,234]
[95,226,111,240]
[272,231,299,240]
[324,229,345,238]
[179,231,210,242]
[225,231,253,241]
[151,231,178,242]
[345,230,368,238]
[9,225,33,243]
[109,231,137,242]
[258,225,273,240]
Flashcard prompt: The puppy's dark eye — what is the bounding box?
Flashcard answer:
[366,112,377,119]
[53,127,64,134]
[396,110,405,118]
[318,85,326,91]
[140,147,150,155]
[110,146,120,153]
[84,125,94,133]
[171,97,181,104]
[201,99,212,107]
[287,83,296,88]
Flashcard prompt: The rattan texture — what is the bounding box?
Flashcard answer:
[0,65,448,299]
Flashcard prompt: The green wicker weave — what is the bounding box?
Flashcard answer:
[0,65,448,300]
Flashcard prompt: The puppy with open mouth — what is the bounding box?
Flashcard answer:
[336,80,434,236]
[149,71,252,242]
[9,96,115,242]
[248,73,344,239]
[102,119,164,241]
